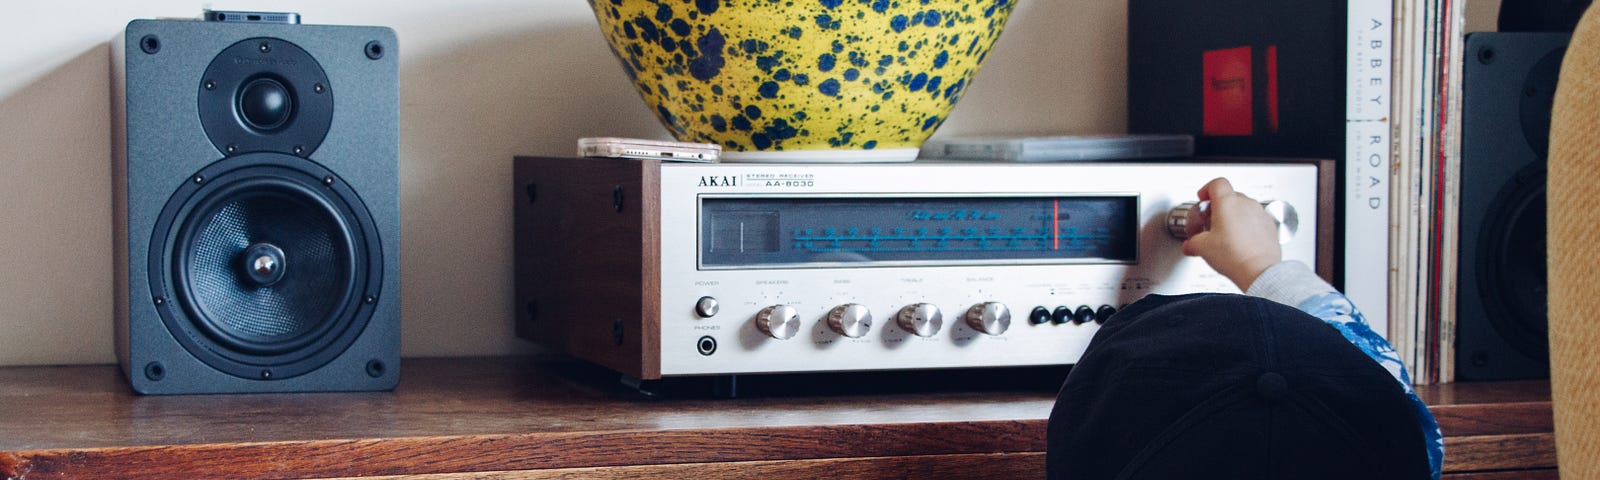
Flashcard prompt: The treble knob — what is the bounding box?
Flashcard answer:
[1166,199,1299,244]
[827,303,873,338]
[896,303,943,337]
[755,305,801,340]
[964,302,1011,336]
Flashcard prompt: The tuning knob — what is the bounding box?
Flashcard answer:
[755,305,801,340]
[896,303,943,337]
[1165,201,1205,239]
[1166,199,1299,244]
[827,303,873,338]
[964,302,1011,335]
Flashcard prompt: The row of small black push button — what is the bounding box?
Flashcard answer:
[1028,305,1116,326]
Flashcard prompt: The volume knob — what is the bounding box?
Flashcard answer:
[827,303,873,338]
[755,305,801,340]
[896,303,943,337]
[964,302,1011,336]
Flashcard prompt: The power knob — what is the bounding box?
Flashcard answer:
[826,304,873,338]
[896,303,943,337]
[964,302,1011,335]
[1166,199,1299,244]
[755,305,801,340]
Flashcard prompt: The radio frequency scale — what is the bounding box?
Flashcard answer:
[513,157,1331,380]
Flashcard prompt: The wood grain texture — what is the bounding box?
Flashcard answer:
[5,423,1041,480]
[514,157,661,379]
[1313,157,1336,283]
[1444,433,1559,472]
[1431,401,1554,436]
[308,453,1047,480]
[1441,470,1558,480]
[0,357,1555,479]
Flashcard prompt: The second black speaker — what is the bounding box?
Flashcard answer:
[1456,32,1568,381]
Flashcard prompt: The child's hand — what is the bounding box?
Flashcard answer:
[1180,177,1283,291]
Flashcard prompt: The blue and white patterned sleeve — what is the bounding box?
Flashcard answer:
[1246,260,1444,480]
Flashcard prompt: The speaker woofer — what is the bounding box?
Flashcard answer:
[149,153,382,380]
[178,178,353,355]
[1477,167,1549,360]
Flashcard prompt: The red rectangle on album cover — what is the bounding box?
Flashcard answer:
[1203,46,1253,136]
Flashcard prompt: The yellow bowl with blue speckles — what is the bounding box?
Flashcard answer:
[589,0,1017,162]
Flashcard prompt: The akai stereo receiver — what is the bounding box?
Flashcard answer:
[513,156,1330,380]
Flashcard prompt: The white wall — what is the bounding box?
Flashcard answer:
[0,0,1127,366]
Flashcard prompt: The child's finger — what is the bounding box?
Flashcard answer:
[1183,200,1211,238]
[1181,230,1214,257]
[1197,177,1235,202]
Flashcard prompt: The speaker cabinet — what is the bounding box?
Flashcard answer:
[111,19,400,394]
[1456,32,1568,381]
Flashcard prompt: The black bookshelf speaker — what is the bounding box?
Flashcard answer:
[1456,32,1569,381]
[111,19,400,394]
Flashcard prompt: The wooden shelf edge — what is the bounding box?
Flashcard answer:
[307,452,1048,480]
[4,425,1558,479]
[1444,433,1558,473]
[1,421,1044,480]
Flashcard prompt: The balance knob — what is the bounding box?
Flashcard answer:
[755,305,801,340]
[964,302,1011,336]
[896,303,943,337]
[1166,199,1299,244]
[826,303,873,338]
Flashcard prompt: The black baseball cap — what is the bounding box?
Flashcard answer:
[1047,293,1431,479]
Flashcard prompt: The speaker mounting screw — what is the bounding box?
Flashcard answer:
[153,296,165,305]
[323,176,336,186]
[365,295,377,304]
[193,175,205,184]
[258,41,271,54]
[1478,46,1496,65]
[203,80,216,91]
[140,35,161,54]
[314,83,326,94]
[365,41,386,60]
[260,369,273,379]
[293,145,305,156]
[225,144,237,155]
[144,362,165,381]
[366,359,386,378]
[613,186,625,212]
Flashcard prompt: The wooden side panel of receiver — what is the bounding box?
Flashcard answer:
[514,156,661,379]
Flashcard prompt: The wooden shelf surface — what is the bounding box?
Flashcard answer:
[0,357,1554,479]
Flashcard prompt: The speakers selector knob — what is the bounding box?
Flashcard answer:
[826,303,873,338]
[964,302,1011,336]
[896,303,943,337]
[755,305,801,340]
